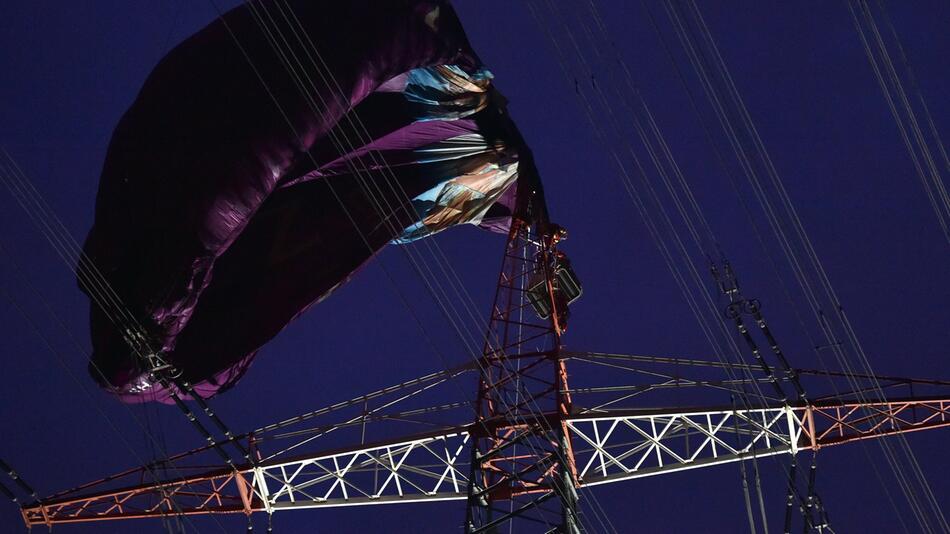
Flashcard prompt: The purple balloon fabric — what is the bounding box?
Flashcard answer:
[82,0,539,403]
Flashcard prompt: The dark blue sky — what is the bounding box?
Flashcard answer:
[1,1,948,532]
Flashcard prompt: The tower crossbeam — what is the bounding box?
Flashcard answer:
[20,396,949,527]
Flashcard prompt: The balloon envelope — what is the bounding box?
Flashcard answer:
[82,0,540,403]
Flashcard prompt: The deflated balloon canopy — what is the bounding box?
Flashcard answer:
[81,0,547,403]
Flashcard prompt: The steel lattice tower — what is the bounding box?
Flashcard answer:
[11,216,950,532]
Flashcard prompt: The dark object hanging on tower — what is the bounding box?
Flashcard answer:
[81,0,546,403]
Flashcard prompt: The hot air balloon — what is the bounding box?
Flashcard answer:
[81,0,545,403]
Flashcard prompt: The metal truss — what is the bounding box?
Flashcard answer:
[568,406,805,487]
[464,219,580,534]
[21,428,471,525]
[803,397,950,448]
[21,396,949,527]
[254,430,471,512]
